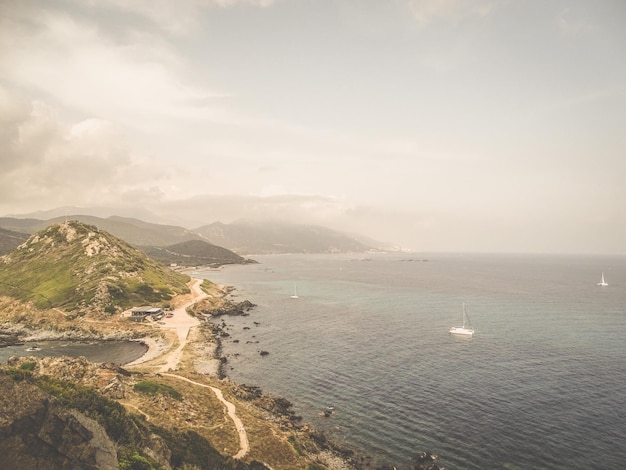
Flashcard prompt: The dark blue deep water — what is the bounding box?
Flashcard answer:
[196,253,626,469]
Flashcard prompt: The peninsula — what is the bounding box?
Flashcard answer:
[0,221,441,470]
[0,221,366,469]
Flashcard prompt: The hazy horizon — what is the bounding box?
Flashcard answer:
[2,1,625,254]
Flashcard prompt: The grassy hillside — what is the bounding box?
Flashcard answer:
[0,221,190,313]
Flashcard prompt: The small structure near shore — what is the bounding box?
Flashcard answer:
[129,306,163,322]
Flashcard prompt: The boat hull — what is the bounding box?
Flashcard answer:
[449,327,474,336]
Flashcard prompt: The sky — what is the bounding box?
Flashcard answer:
[1,0,625,253]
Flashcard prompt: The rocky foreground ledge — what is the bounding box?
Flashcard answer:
[0,356,362,469]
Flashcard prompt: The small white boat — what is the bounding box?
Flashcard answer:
[26,345,41,352]
[597,272,608,287]
[449,303,474,336]
[290,283,299,299]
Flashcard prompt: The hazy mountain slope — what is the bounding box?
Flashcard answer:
[194,220,376,254]
[48,215,203,246]
[0,212,388,255]
[0,217,49,234]
[142,239,255,267]
[0,227,29,255]
[0,215,203,247]
[0,221,190,313]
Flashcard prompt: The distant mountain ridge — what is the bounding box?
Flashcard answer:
[0,227,28,255]
[0,212,389,256]
[193,220,379,254]
[0,215,202,247]
[142,239,256,267]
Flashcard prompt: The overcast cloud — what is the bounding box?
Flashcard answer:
[1,0,625,253]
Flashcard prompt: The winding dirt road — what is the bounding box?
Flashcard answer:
[163,373,250,459]
[148,279,249,459]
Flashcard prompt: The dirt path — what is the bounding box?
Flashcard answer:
[157,279,206,372]
[163,373,249,459]
[124,280,249,459]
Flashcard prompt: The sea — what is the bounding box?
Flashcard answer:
[194,252,626,469]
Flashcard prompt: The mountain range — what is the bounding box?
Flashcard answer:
[0,211,392,260]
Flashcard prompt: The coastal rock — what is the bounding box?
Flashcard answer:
[0,375,119,470]
[5,356,132,398]
[0,332,22,348]
[211,299,257,316]
[410,451,444,470]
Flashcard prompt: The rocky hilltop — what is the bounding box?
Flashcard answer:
[0,215,254,265]
[0,221,190,314]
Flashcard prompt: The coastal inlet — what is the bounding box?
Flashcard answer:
[0,340,147,365]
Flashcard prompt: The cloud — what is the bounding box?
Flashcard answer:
[66,0,278,33]
[0,86,174,214]
[556,8,594,36]
[0,3,225,130]
[210,0,278,7]
[406,0,498,25]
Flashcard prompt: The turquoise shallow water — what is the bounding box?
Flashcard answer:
[197,253,626,469]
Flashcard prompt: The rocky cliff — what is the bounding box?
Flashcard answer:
[0,356,358,470]
[0,374,119,469]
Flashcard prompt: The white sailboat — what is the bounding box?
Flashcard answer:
[290,283,299,299]
[597,272,608,286]
[449,302,474,336]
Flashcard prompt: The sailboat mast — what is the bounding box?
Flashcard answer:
[462,302,466,328]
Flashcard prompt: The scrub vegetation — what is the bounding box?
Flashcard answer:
[0,221,190,314]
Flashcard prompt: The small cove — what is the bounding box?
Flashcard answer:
[0,339,147,365]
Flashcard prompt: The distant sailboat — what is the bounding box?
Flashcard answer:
[597,272,608,287]
[290,283,299,299]
[449,302,474,336]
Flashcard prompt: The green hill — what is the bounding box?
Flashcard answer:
[141,239,256,267]
[0,221,190,313]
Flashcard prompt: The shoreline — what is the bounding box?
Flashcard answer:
[125,336,169,365]
[1,277,372,468]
